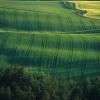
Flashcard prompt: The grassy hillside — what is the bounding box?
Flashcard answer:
[0,1,100,79]
[0,1,100,32]
[0,31,100,79]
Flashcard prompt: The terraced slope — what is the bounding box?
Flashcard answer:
[0,1,100,79]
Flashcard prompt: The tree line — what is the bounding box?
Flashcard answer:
[0,66,100,100]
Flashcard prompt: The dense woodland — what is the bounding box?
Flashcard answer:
[0,66,100,100]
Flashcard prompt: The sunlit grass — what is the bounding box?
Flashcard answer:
[72,1,100,19]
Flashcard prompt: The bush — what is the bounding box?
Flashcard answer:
[0,66,100,100]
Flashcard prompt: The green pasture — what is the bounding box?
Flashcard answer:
[0,1,100,32]
[0,1,100,79]
[0,31,100,79]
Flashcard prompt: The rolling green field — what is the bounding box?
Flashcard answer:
[0,1,100,79]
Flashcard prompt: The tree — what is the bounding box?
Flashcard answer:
[0,86,5,100]
[5,86,12,100]
[0,66,100,100]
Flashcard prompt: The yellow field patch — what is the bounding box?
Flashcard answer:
[72,1,100,19]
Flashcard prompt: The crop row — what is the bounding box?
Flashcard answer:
[0,8,100,33]
[0,32,100,79]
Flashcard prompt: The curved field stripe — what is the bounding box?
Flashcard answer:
[72,1,100,19]
[0,32,100,51]
[0,8,100,33]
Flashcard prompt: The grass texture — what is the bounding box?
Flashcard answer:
[0,1,100,79]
